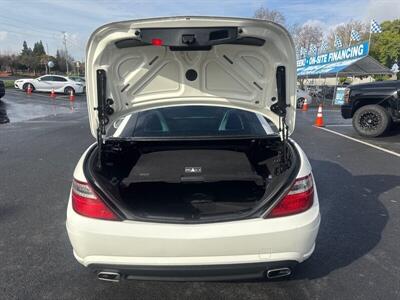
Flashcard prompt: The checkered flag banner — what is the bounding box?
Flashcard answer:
[319,40,328,53]
[334,35,342,48]
[370,19,382,33]
[309,44,317,55]
[350,29,361,41]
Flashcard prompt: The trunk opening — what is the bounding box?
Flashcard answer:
[85,137,298,223]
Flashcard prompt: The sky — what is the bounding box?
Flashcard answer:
[0,0,399,60]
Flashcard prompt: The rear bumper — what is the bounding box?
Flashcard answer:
[341,104,353,119]
[67,191,320,273]
[89,260,298,281]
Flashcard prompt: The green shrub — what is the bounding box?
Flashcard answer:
[3,80,15,89]
[373,75,391,81]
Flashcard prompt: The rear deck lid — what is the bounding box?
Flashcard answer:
[85,16,296,139]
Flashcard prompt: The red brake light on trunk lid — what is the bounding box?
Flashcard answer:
[71,179,119,220]
[266,174,314,218]
[151,38,164,46]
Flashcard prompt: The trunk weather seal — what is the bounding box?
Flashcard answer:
[106,134,281,142]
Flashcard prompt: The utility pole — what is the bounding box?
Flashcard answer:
[62,31,69,74]
[45,43,49,74]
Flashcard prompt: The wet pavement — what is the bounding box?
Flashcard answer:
[0,99,10,123]
[0,89,86,123]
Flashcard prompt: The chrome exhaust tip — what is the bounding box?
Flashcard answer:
[266,267,292,279]
[97,271,121,282]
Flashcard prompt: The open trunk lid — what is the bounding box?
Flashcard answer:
[85,16,297,140]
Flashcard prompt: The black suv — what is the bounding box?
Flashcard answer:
[341,80,400,137]
[0,80,5,99]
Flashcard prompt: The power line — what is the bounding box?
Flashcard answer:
[0,24,60,41]
[0,15,60,37]
[0,15,84,58]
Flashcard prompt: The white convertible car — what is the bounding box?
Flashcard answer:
[66,16,320,282]
[14,75,85,94]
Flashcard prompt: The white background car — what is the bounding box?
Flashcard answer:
[296,88,312,108]
[66,16,320,282]
[14,75,85,94]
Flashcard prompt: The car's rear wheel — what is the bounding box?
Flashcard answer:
[64,86,75,95]
[22,83,35,92]
[352,105,390,137]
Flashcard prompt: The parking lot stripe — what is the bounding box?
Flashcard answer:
[22,120,83,123]
[306,109,340,112]
[7,89,70,99]
[325,124,353,127]
[314,126,400,158]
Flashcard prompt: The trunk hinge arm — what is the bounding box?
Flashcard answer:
[271,65,291,175]
[275,115,291,175]
[95,69,108,169]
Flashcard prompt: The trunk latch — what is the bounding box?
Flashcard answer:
[182,34,196,45]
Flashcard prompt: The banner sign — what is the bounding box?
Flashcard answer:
[334,87,347,105]
[297,41,369,68]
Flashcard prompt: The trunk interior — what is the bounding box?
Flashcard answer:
[86,138,296,223]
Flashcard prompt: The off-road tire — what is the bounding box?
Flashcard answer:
[352,105,390,137]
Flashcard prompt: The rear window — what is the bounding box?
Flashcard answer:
[108,106,277,138]
[69,76,85,83]
[52,76,67,82]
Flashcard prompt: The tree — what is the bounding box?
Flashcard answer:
[0,54,19,74]
[21,41,32,56]
[19,41,34,72]
[16,40,53,74]
[31,40,47,73]
[327,20,368,49]
[292,23,323,51]
[54,49,74,73]
[32,40,46,56]
[369,19,400,79]
[254,6,285,25]
[290,23,323,89]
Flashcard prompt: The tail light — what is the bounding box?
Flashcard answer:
[266,174,314,218]
[71,179,119,220]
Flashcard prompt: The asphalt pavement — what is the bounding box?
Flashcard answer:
[0,91,399,299]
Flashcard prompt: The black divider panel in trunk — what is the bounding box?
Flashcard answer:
[122,149,264,185]
[121,181,266,219]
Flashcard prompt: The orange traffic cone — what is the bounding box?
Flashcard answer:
[50,88,56,98]
[69,90,75,102]
[302,99,308,111]
[26,84,32,95]
[314,104,324,127]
